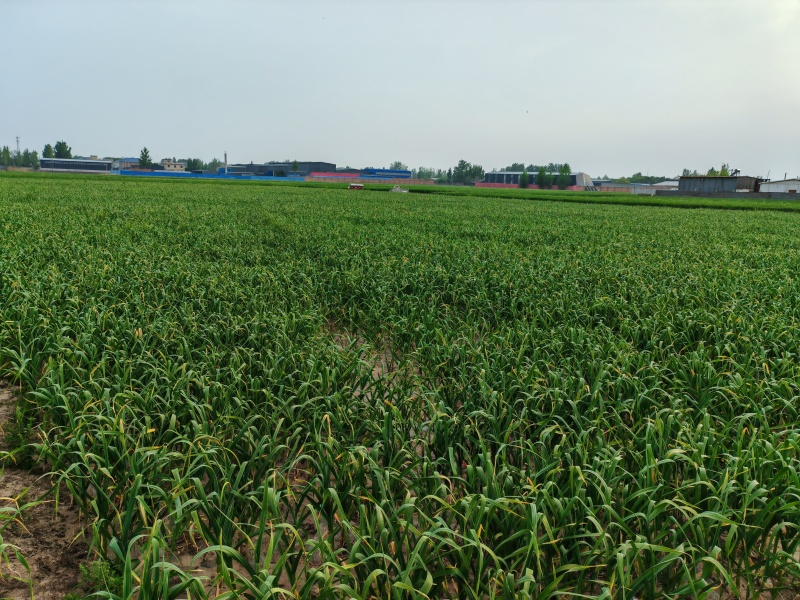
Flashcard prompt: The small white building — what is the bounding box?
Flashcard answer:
[113,157,140,170]
[652,180,679,190]
[759,178,800,194]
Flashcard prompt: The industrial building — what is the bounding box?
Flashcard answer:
[160,159,186,172]
[758,178,799,194]
[308,167,412,180]
[112,158,140,170]
[480,171,594,188]
[225,161,336,176]
[593,183,654,194]
[111,158,186,172]
[652,180,679,191]
[677,176,763,193]
[41,157,113,173]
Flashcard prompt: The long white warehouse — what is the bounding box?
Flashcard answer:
[760,178,800,193]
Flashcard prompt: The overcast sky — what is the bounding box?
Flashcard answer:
[3,0,799,178]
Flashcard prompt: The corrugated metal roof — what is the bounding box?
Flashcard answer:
[42,157,112,164]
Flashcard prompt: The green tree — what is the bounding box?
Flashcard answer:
[614,172,670,184]
[453,160,469,184]
[185,158,204,171]
[30,150,40,170]
[207,158,223,172]
[536,167,551,189]
[446,168,452,184]
[557,164,571,189]
[139,147,152,169]
[1,146,11,167]
[707,166,720,176]
[452,159,483,184]
[54,140,72,159]
[720,163,730,176]
[390,161,408,171]
[504,162,526,172]
[519,170,529,188]
[42,144,54,158]
[291,160,299,173]
[469,163,484,184]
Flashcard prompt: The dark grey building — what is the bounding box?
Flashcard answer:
[678,176,763,193]
[228,161,336,176]
[483,171,593,187]
[41,158,113,173]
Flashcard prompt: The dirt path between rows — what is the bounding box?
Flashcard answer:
[0,380,87,600]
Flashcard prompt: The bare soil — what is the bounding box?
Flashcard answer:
[0,380,88,600]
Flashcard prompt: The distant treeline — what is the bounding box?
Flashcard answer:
[409,160,485,185]
[681,164,733,177]
[603,164,733,184]
[182,158,225,172]
[613,172,670,185]
[1,146,40,169]
[501,162,571,174]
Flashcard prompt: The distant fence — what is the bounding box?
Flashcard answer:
[476,183,584,191]
[117,170,305,182]
[599,186,638,193]
[41,168,110,175]
[656,190,800,200]
[113,171,437,185]
[307,177,435,185]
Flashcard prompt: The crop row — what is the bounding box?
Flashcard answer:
[1,175,800,598]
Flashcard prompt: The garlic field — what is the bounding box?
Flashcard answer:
[1,175,800,599]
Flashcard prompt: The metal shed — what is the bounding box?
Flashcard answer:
[678,176,762,193]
